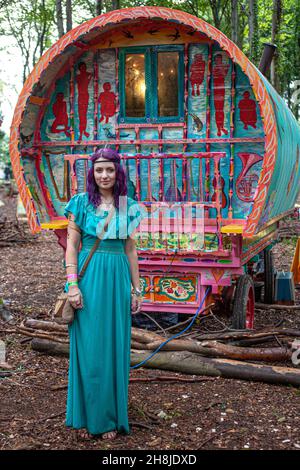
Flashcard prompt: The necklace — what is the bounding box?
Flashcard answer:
[100,197,114,205]
[96,198,114,216]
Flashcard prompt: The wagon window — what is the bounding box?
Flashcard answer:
[125,53,145,118]
[119,45,183,123]
[157,52,179,117]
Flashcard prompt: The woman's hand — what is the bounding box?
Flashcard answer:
[131,293,142,315]
[68,286,84,310]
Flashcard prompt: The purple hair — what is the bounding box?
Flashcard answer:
[87,148,127,209]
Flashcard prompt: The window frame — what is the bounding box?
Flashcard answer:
[119,44,184,124]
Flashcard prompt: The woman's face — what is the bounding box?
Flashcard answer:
[94,159,116,192]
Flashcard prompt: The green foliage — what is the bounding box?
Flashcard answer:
[0,131,9,165]
[0,0,299,118]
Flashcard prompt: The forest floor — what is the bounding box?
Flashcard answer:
[0,184,300,451]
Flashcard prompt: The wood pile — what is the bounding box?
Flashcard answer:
[278,216,300,239]
[0,219,37,246]
[6,317,300,387]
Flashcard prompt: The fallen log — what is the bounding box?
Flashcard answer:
[255,303,300,310]
[194,328,300,342]
[200,340,291,362]
[23,319,67,333]
[131,340,148,350]
[16,327,69,344]
[31,335,291,363]
[22,319,165,343]
[31,339,300,386]
[31,338,69,356]
[145,338,291,362]
[131,351,300,387]
[131,328,167,343]
[20,319,300,344]
[229,337,278,347]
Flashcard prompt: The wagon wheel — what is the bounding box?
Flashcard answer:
[264,249,275,304]
[231,275,255,329]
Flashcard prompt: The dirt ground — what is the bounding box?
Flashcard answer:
[0,185,300,451]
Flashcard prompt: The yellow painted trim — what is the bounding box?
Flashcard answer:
[41,220,68,230]
[221,224,244,234]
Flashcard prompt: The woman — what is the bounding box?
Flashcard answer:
[64,148,146,441]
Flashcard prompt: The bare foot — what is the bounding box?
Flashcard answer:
[102,430,117,440]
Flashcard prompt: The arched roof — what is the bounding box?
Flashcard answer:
[10,6,276,236]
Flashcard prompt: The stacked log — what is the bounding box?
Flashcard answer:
[10,317,300,387]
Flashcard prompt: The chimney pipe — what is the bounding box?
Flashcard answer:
[258,42,277,76]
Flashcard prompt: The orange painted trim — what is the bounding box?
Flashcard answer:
[10,7,276,236]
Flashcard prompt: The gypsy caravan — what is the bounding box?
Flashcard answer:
[10,7,300,328]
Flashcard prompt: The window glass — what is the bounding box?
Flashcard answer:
[125,53,145,117]
[157,52,179,117]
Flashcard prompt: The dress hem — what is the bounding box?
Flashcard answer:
[65,421,131,436]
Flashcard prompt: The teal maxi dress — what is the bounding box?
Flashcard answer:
[63,192,145,436]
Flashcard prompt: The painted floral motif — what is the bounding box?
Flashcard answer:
[140,277,148,295]
[135,231,218,252]
[158,277,195,301]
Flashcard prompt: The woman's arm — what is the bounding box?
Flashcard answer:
[125,236,140,290]
[65,213,83,309]
[125,236,142,314]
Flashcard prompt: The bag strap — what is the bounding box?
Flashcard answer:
[78,206,115,281]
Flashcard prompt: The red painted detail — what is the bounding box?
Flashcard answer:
[190,53,205,96]
[211,268,224,283]
[238,91,257,130]
[236,153,264,202]
[246,283,255,329]
[212,175,227,208]
[98,82,117,124]
[76,61,92,140]
[10,7,277,236]
[35,151,56,218]
[213,54,229,137]
[50,92,70,137]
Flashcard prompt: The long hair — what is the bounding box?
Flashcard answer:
[87,148,127,209]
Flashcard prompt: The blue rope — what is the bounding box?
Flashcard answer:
[130,286,211,369]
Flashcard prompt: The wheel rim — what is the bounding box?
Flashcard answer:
[246,285,255,329]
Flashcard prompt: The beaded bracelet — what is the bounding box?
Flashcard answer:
[67,274,78,280]
[68,281,78,287]
[65,263,78,268]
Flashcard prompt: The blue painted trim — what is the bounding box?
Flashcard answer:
[119,47,151,124]
[119,45,184,124]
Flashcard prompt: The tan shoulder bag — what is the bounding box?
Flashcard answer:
[54,206,116,324]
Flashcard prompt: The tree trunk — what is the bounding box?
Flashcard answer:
[31,338,300,387]
[66,0,72,32]
[270,0,282,92]
[32,338,69,356]
[144,338,291,362]
[96,0,102,16]
[24,318,67,332]
[111,0,119,11]
[56,0,64,38]
[131,350,300,387]
[255,302,300,310]
[231,0,238,44]
[209,0,221,29]
[248,0,259,64]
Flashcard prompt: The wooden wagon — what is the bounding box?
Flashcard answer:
[10,7,300,328]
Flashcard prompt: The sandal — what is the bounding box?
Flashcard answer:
[101,430,118,440]
[76,429,93,440]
